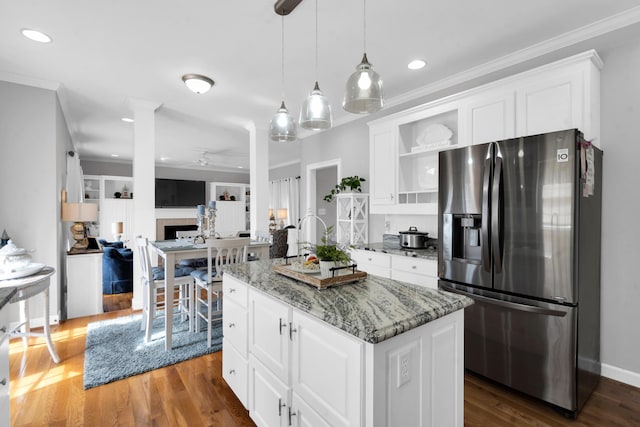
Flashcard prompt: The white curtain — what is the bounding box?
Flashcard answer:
[65,152,84,203]
[269,177,300,228]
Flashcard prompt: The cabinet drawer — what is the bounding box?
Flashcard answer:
[351,250,391,268]
[223,275,248,308]
[391,256,437,276]
[223,338,248,407]
[223,299,248,356]
[391,270,438,289]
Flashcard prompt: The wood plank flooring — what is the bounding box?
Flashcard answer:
[9,309,640,426]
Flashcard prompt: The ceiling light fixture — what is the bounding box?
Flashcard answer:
[20,28,52,43]
[121,117,134,123]
[181,74,214,94]
[269,15,297,142]
[408,59,427,70]
[343,0,383,114]
[111,154,119,157]
[299,0,332,130]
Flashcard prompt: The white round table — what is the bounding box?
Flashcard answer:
[0,266,60,363]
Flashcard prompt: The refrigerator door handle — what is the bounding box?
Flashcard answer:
[492,154,503,273]
[481,148,492,272]
[440,282,568,317]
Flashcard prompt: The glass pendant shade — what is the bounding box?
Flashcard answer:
[300,81,332,130]
[270,101,298,142]
[343,53,384,114]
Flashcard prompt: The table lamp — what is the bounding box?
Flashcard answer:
[111,221,124,241]
[268,208,277,234]
[62,202,99,252]
[277,208,288,229]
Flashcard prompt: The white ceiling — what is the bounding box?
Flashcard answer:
[2,1,640,172]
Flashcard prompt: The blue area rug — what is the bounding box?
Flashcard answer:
[83,312,221,389]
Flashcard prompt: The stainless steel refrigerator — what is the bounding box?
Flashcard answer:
[438,129,602,417]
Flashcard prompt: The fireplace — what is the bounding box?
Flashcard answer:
[156,218,197,241]
[164,224,198,240]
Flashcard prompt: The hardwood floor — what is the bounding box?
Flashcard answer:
[9,309,640,426]
[102,292,132,312]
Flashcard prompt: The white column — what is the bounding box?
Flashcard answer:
[128,97,162,310]
[247,122,270,236]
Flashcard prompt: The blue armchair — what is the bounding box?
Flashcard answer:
[102,246,134,294]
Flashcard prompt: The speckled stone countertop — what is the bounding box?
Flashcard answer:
[0,287,17,310]
[223,260,472,344]
[353,234,439,261]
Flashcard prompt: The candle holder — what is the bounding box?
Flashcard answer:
[207,207,218,238]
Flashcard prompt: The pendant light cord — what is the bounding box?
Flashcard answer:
[315,0,319,81]
[363,0,367,53]
[281,15,285,101]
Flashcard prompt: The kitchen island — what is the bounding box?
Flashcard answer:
[221,259,472,427]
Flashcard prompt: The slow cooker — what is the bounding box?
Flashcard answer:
[399,227,429,249]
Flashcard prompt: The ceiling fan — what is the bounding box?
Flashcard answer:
[175,149,248,170]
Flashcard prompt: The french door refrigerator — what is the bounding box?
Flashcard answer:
[438,129,602,417]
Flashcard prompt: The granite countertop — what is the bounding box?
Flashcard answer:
[0,287,17,310]
[223,260,472,344]
[353,234,439,261]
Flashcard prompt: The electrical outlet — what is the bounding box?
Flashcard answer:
[397,350,411,387]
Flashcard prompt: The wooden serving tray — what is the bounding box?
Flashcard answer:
[273,264,367,290]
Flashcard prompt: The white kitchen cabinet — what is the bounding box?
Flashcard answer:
[0,301,10,426]
[66,252,103,319]
[222,276,249,406]
[349,249,391,278]
[390,256,438,289]
[224,274,465,427]
[336,193,368,246]
[368,101,464,215]
[369,126,396,207]
[463,89,516,146]
[248,289,291,384]
[515,54,601,142]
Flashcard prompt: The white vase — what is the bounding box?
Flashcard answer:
[319,260,335,279]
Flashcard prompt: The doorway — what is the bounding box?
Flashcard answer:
[305,159,341,244]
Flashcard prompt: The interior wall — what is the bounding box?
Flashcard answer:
[0,81,69,324]
[315,166,337,240]
[597,37,640,379]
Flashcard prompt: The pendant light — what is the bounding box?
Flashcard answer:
[270,15,298,142]
[299,0,332,130]
[343,0,383,114]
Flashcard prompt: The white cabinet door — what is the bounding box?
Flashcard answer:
[290,392,331,427]
[465,90,516,145]
[249,290,290,384]
[249,356,288,427]
[66,253,103,318]
[215,201,246,237]
[291,310,362,427]
[369,126,396,209]
[223,337,249,407]
[515,70,583,138]
[0,305,9,426]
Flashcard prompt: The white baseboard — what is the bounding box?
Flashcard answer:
[9,314,59,331]
[601,363,640,388]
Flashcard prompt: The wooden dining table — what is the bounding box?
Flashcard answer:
[149,239,269,350]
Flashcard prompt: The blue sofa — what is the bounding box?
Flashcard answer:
[100,240,134,294]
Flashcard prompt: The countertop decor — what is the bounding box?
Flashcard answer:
[223,259,471,344]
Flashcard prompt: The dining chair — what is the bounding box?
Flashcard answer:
[191,237,250,347]
[136,236,195,343]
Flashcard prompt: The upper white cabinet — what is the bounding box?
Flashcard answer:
[368,50,601,215]
[336,193,368,246]
[369,100,465,215]
[210,182,249,236]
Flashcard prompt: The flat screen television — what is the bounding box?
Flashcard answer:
[155,178,206,208]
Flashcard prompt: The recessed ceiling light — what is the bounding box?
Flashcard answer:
[182,74,214,94]
[160,157,170,162]
[21,28,52,43]
[237,166,243,169]
[408,59,427,70]
[121,117,134,123]
[111,154,119,158]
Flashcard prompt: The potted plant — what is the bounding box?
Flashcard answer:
[315,226,351,278]
[323,176,366,203]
